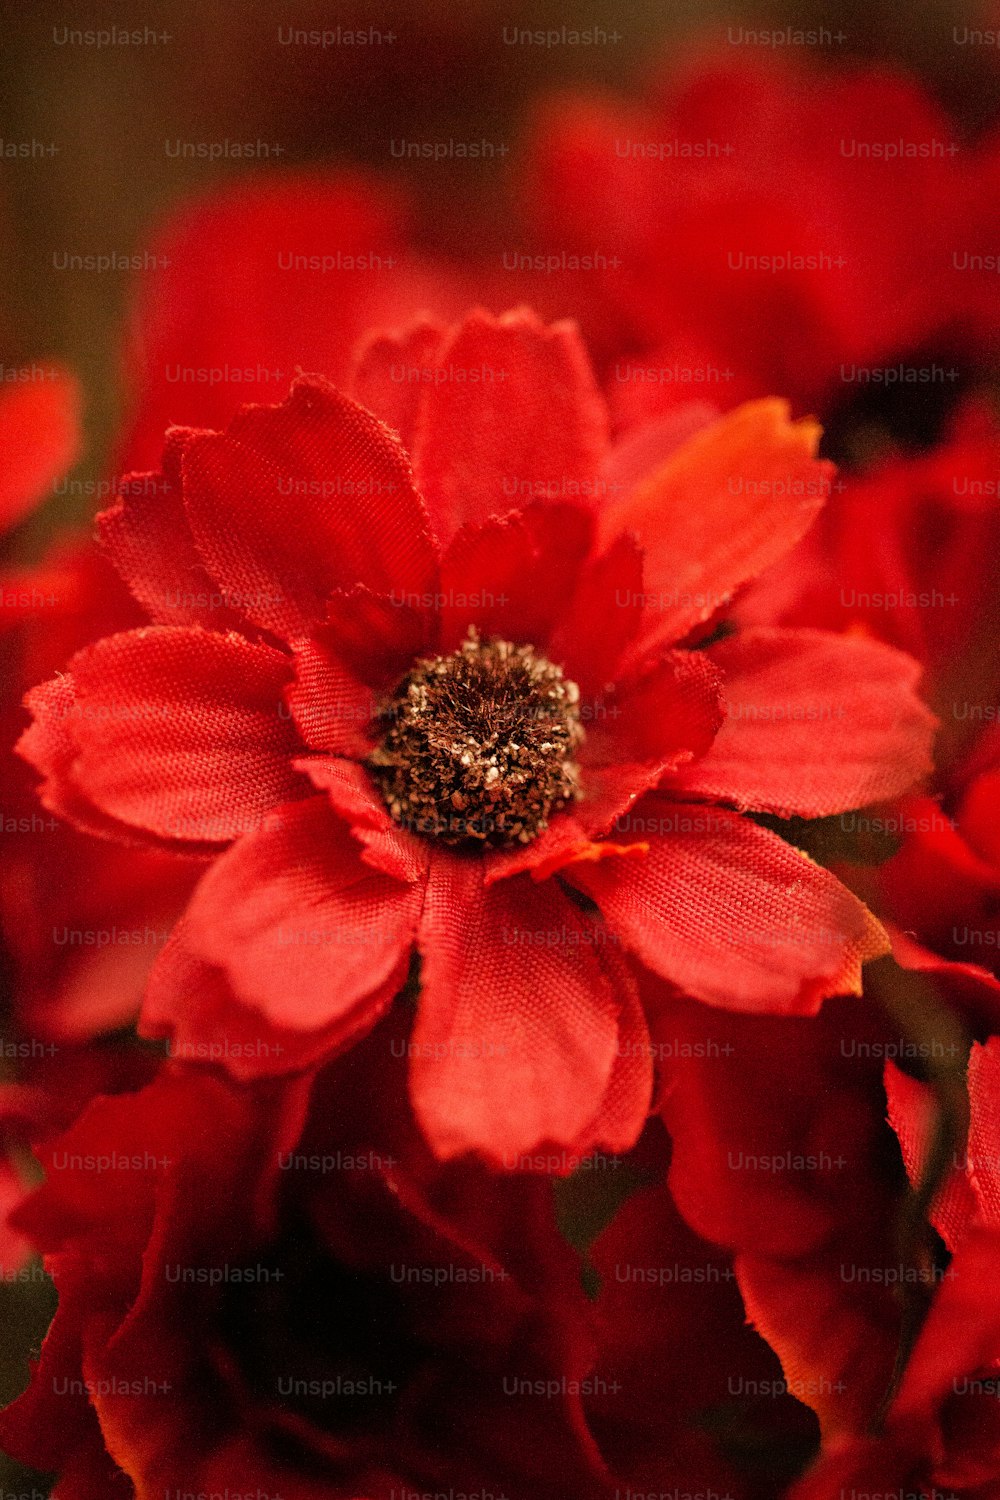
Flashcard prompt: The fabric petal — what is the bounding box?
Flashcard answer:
[48,627,308,844]
[598,399,833,660]
[569,802,888,1013]
[436,501,592,651]
[295,755,430,884]
[413,308,609,543]
[567,967,654,1156]
[141,798,422,1075]
[666,627,937,816]
[484,812,648,885]
[349,317,449,450]
[573,650,724,838]
[285,637,379,759]
[410,853,623,1163]
[884,1060,979,1254]
[546,532,645,702]
[181,375,438,642]
[97,429,247,632]
[18,674,160,847]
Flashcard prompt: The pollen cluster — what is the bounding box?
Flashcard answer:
[368,628,584,847]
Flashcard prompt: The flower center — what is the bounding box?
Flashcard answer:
[368,627,584,848]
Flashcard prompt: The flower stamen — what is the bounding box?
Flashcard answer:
[368,627,584,847]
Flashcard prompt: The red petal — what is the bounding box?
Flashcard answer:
[413,308,609,543]
[599,399,833,660]
[567,969,654,1156]
[350,317,449,450]
[286,637,379,759]
[181,376,438,642]
[484,812,648,885]
[581,648,723,770]
[602,404,718,497]
[64,627,307,843]
[885,1060,978,1253]
[321,584,432,685]
[18,674,212,854]
[0,368,81,534]
[569,802,887,1012]
[666,627,937,816]
[295,755,430,884]
[410,852,624,1163]
[893,1223,1000,1427]
[436,501,592,651]
[117,170,461,470]
[737,1249,903,1441]
[572,649,724,839]
[98,431,251,633]
[141,798,421,1075]
[546,532,645,702]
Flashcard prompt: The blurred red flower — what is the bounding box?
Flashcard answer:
[521,52,999,429]
[116,169,469,473]
[0,1024,815,1499]
[19,308,935,1166]
[0,368,81,620]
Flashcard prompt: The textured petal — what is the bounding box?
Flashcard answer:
[320,584,433,685]
[18,674,153,847]
[436,502,592,652]
[141,798,422,1074]
[581,648,723,770]
[0,368,81,533]
[410,853,623,1163]
[484,812,648,885]
[181,375,438,642]
[568,969,654,1156]
[349,317,449,450]
[285,637,379,759]
[546,532,645,702]
[602,404,718,499]
[285,578,434,760]
[413,308,610,543]
[97,429,247,632]
[893,1223,1000,1427]
[573,650,724,839]
[885,1060,979,1254]
[295,755,430,884]
[665,627,937,816]
[52,627,308,844]
[569,802,888,1013]
[598,399,833,659]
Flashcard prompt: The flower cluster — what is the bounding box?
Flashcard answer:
[1,42,999,1500]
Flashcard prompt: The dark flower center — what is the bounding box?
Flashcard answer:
[368,627,584,848]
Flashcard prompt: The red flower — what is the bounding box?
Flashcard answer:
[782,1027,1000,1498]
[0,1022,821,1499]
[521,53,995,424]
[0,367,80,537]
[787,1221,1000,1499]
[20,308,935,1164]
[739,401,1000,978]
[0,1032,610,1500]
[1,539,201,1043]
[116,169,468,473]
